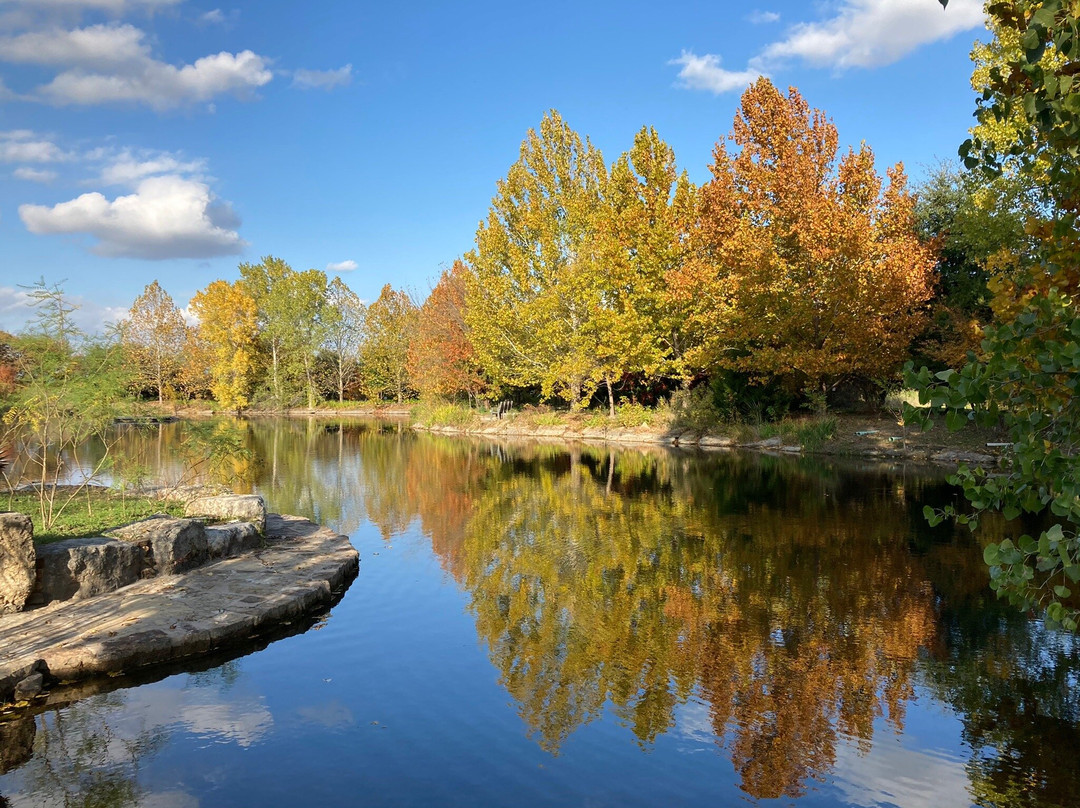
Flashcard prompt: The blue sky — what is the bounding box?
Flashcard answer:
[0,0,988,333]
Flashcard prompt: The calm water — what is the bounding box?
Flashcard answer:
[1,418,1078,808]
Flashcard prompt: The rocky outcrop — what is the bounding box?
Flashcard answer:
[206,522,261,558]
[108,516,208,575]
[0,515,358,706]
[0,513,35,615]
[32,538,143,606]
[184,494,267,534]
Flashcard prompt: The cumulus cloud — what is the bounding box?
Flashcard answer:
[37,48,274,108]
[19,174,246,259]
[754,0,986,70]
[674,0,985,94]
[670,51,763,95]
[0,23,149,68]
[291,64,352,91]
[14,166,57,182]
[0,130,69,162]
[99,149,207,185]
[327,259,358,272]
[746,10,780,24]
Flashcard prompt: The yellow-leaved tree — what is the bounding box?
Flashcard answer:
[465,110,609,406]
[123,280,187,403]
[189,279,258,412]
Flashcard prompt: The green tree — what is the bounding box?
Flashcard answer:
[916,0,1080,628]
[465,110,609,406]
[360,284,417,403]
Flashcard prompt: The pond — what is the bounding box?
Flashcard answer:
[1,418,1078,807]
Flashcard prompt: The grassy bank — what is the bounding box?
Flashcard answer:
[2,488,185,544]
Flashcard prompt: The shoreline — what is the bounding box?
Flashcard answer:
[0,513,359,709]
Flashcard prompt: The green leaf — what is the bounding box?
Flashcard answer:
[1054,585,1072,598]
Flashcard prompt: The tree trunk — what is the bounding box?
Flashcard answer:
[606,376,615,418]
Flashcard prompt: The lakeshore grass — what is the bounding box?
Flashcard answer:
[2,487,186,544]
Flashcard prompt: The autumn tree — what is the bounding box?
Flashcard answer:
[324,277,366,403]
[408,260,486,403]
[671,78,934,403]
[916,0,1080,628]
[595,127,697,411]
[122,280,187,403]
[360,284,417,403]
[189,280,258,412]
[466,110,610,406]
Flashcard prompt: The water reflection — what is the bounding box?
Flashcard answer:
[3,420,1078,806]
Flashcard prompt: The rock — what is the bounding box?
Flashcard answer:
[698,435,735,448]
[13,672,42,700]
[0,513,35,615]
[931,450,995,465]
[780,445,803,453]
[0,716,35,775]
[185,495,267,535]
[33,538,144,606]
[108,516,209,575]
[205,522,261,558]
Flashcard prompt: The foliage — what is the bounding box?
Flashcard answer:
[189,279,259,412]
[123,280,187,403]
[412,400,478,427]
[465,110,610,406]
[324,276,366,403]
[360,284,418,403]
[408,260,486,401]
[672,78,935,398]
[0,280,133,530]
[920,0,1080,627]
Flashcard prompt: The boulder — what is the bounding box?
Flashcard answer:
[13,672,43,701]
[184,495,267,534]
[33,537,143,606]
[0,512,35,614]
[931,450,995,465]
[205,522,261,558]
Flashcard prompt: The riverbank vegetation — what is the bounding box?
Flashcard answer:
[3,488,185,544]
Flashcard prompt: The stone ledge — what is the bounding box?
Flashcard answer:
[0,513,358,707]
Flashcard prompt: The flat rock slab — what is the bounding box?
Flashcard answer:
[0,514,358,705]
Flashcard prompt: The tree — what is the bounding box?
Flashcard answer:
[594,127,697,412]
[671,78,935,403]
[324,277,366,403]
[465,110,609,406]
[360,284,417,403]
[123,280,187,403]
[189,280,258,412]
[916,0,1080,628]
[408,260,486,402]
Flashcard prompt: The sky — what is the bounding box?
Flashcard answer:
[0,0,990,333]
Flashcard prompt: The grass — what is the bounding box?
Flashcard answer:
[2,487,185,544]
[411,401,479,427]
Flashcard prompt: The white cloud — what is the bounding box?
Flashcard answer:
[327,259,358,272]
[670,51,763,95]
[19,174,247,259]
[754,0,986,70]
[292,63,352,91]
[99,149,207,185]
[0,23,149,68]
[14,166,57,182]
[674,0,985,94]
[38,48,273,108]
[201,8,225,23]
[747,10,780,24]
[0,130,69,162]
[0,284,129,334]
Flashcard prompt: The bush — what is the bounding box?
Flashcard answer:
[711,370,797,423]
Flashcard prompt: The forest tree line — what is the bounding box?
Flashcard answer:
[54,72,1029,419]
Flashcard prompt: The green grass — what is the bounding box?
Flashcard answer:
[411,401,479,427]
[1,488,185,544]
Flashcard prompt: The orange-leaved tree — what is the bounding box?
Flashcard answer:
[408,260,486,403]
[671,78,935,403]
